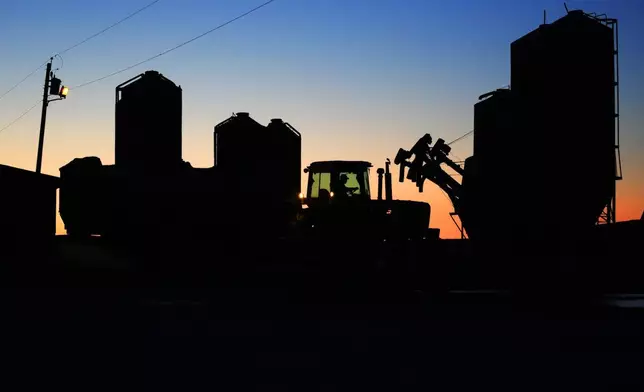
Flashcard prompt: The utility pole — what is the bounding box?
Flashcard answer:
[36,58,53,174]
[35,57,68,174]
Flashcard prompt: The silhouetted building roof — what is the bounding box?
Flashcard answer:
[0,164,59,188]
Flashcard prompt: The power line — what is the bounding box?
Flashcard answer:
[0,61,48,102]
[73,0,277,90]
[447,130,473,146]
[0,100,42,135]
[449,152,463,162]
[56,0,161,56]
[0,0,161,102]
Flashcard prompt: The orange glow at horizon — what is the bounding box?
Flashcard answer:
[51,163,644,239]
[4,90,641,240]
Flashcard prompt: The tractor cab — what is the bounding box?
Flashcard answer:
[298,159,433,240]
[303,161,372,204]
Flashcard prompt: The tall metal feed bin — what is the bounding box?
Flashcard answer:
[213,112,302,234]
[266,118,302,201]
[214,112,301,200]
[510,10,616,231]
[115,70,183,172]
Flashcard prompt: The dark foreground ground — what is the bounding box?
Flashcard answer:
[5,287,644,391]
[3,235,644,390]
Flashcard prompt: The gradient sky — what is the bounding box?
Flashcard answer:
[1,0,643,238]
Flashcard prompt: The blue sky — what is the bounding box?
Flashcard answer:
[1,0,643,235]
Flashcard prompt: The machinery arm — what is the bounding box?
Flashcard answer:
[394,133,465,212]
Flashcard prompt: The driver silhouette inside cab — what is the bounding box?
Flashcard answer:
[334,174,359,199]
[318,188,331,203]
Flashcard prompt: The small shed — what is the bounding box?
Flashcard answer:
[0,165,60,245]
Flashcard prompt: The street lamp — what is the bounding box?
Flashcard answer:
[49,77,69,99]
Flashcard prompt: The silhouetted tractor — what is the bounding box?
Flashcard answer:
[296,159,435,241]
